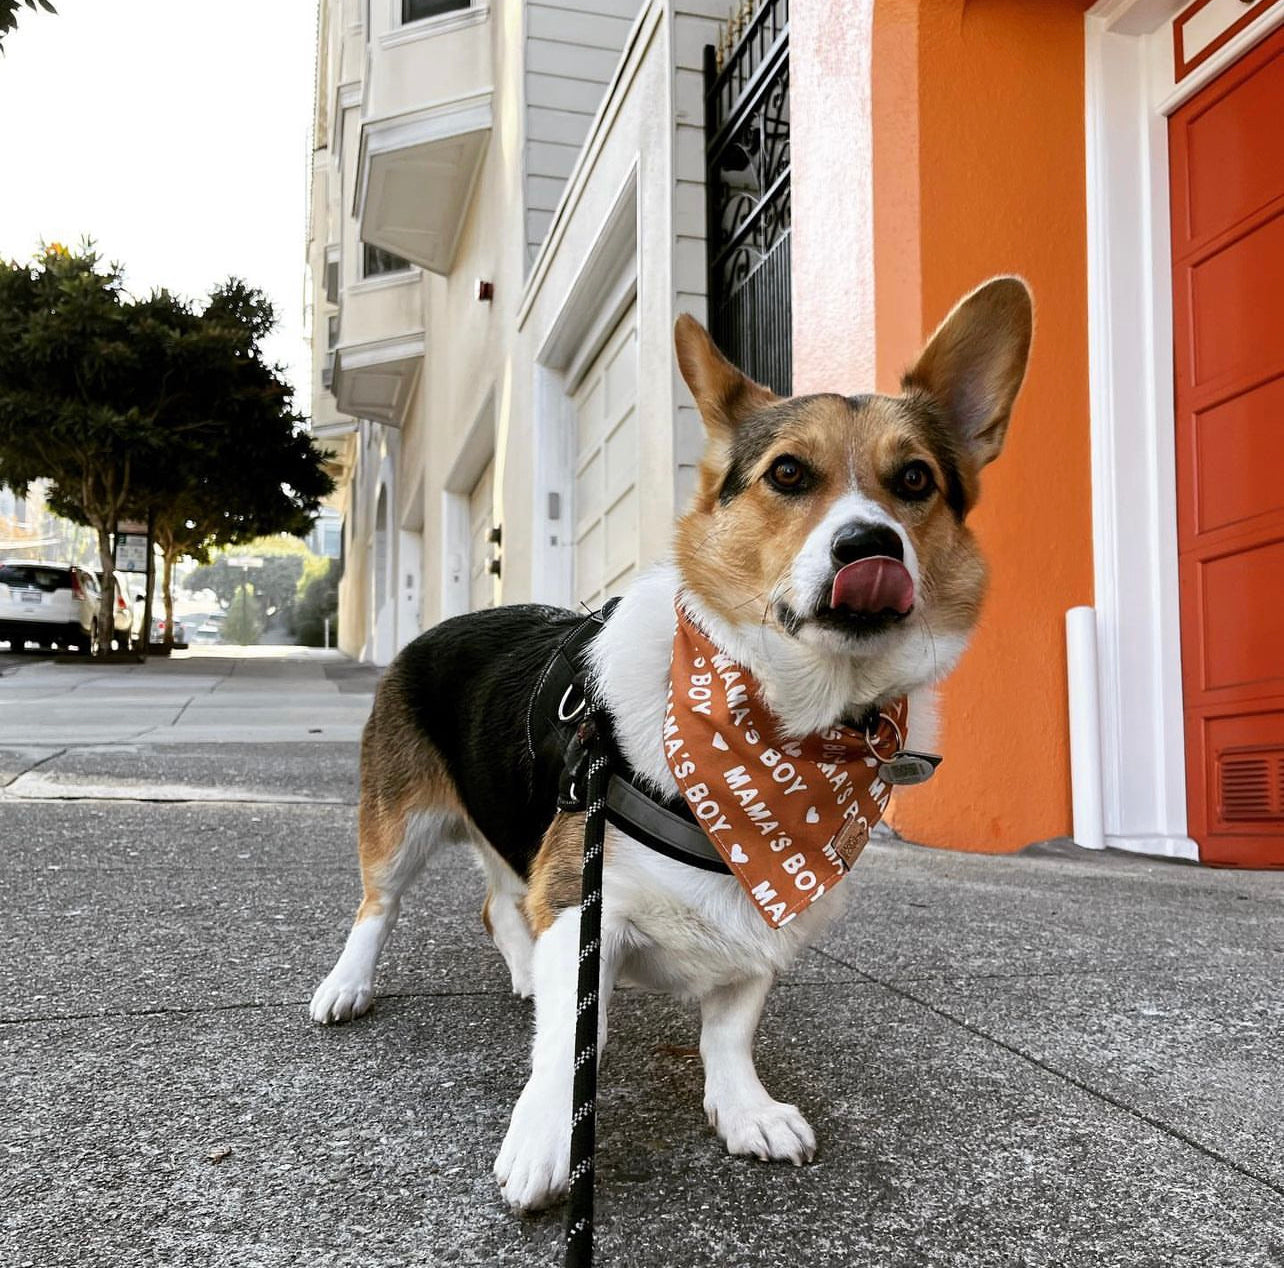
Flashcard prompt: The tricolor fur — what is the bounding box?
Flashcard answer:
[310,276,1034,1211]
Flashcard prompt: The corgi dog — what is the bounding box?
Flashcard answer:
[310,276,1033,1213]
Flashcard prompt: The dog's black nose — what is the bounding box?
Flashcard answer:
[831,523,904,566]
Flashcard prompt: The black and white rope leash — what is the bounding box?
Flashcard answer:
[565,722,610,1268]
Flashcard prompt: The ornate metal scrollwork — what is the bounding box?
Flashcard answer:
[704,0,791,394]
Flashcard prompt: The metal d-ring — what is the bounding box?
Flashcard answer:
[558,684,587,723]
[863,711,905,762]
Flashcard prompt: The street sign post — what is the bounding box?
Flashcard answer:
[113,533,149,575]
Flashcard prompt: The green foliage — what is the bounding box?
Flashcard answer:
[185,538,320,622]
[134,278,334,574]
[0,243,334,652]
[0,0,55,53]
[0,244,169,637]
[292,558,341,647]
[222,584,262,646]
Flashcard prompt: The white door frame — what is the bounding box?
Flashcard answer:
[370,448,398,667]
[531,165,639,609]
[441,390,496,619]
[1084,0,1284,858]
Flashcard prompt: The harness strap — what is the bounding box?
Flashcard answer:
[533,600,731,875]
[605,776,728,871]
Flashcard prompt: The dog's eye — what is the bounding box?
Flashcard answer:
[767,455,808,493]
[894,460,935,501]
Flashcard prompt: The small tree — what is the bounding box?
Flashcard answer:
[186,537,317,621]
[291,557,341,647]
[222,583,262,646]
[129,281,333,647]
[0,245,167,644]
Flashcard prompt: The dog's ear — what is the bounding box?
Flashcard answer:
[902,276,1033,468]
[675,314,778,432]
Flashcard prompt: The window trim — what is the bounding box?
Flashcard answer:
[361,241,414,281]
[381,0,487,48]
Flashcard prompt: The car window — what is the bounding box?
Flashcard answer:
[0,565,71,591]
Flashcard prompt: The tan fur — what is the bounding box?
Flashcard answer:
[902,275,1033,468]
[355,669,466,918]
[674,314,778,433]
[672,277,1032,648]
[525,812,595,936]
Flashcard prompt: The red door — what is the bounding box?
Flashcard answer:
[1169,27,1284,867]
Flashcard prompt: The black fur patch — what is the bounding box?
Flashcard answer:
[388,605,582,878]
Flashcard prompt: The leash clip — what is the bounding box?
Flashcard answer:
[558,716,601,812]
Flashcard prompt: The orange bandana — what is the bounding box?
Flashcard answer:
[663,605,907,929]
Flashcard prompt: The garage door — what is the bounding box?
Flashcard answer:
[468,459,495,612]
[1169,26,1284,867]
[571,303,638,608]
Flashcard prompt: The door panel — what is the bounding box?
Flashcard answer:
[468,460,495,612]
[1170,26,1284,866]
[571,303,638,609]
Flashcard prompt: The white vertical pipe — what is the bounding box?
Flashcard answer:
[1066,606,1106,850]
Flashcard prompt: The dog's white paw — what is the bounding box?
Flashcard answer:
[309,968,374,1025]
[494,1083,570,1211]
[707,1096,817,1165]
[508,966,535,1000]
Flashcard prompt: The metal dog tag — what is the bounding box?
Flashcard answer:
[878,750,943,786]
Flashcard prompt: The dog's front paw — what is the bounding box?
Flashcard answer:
[706,1096,817,1165]
[308,967,374,1025]
[494,1083,570,1212]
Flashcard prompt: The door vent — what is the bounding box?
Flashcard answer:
[1218,749,1284,821]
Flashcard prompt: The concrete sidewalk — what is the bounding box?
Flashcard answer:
[0,647,377,746]
[1,652,1282,1266]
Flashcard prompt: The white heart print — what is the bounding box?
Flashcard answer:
[805,806,820,825]
[730,843,748,864]
[711,732,729,751]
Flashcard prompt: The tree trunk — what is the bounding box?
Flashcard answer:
[162,550,176,649]
[94,522,114,657]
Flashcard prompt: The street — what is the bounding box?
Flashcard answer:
[2,649,1282,1267]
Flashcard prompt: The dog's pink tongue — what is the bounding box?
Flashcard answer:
[830,557,915,615]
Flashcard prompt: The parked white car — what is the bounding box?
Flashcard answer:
[0,561,101,653]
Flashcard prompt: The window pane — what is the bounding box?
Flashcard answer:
[362,243,412,277]
[401,0,470,23]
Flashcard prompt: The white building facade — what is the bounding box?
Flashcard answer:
[307,0,738,663]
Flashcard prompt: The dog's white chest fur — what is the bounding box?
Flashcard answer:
[583,562,928,992]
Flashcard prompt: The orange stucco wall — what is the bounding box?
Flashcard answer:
[794,0,1096,850]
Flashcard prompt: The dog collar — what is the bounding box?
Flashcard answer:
[663,604,923,928]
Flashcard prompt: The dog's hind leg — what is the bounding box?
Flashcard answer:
[310,686,465,1025]
[476,842,535,999]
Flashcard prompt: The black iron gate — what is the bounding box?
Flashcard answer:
[703,0,791,395]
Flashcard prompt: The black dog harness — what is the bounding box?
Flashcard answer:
[526,599,731,875]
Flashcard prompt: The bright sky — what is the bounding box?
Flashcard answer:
[0,0,317,405]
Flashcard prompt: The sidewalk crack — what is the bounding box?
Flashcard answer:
[812,945,1284,1201]
[0,746,66,790]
